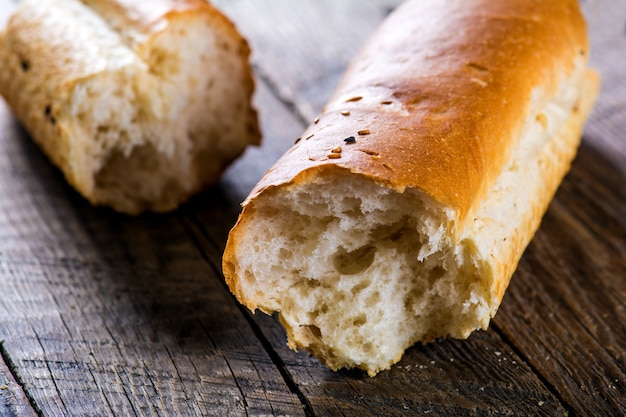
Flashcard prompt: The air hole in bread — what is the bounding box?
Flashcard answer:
[147,46,180,76]
[352,316,367,326]
[350,281,371,295]
[536,113,548,128]
[332,245,376,275]
[305,324,322,339]
[429,266,446,283]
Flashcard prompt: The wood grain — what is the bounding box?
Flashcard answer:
[0,99,305,416]
[0,344,39,417]
[493,143,626,416]
[213,0,404,122]
[0,0,624,416]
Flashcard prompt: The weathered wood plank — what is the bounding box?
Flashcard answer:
[0,343,39,417]
[247,313,574,417]
[0,99,305,416]
[214,0,404,122]
[0,0,624,416]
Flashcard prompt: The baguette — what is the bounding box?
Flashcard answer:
[223,0,599,375]
[0,0,259,214]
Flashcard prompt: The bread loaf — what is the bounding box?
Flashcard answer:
[223,0,599,375]
[0,0,259,214]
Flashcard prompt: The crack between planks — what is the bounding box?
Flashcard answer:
[49,289,118,416]
[179,214,317,417]
[101,321,141,417]
[236,309,316,417]
[0,339,45,417]
[164,345,192,404]
[31,328,70,414]
[57,312,118,417]
[195,319,252,414]
[491,324,576,417]
[223,354,251,416]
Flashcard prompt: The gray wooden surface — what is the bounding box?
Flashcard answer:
[0,0,624,416]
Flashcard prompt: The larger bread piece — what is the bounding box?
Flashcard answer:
[223,0,599,376]
[0,0,259,214]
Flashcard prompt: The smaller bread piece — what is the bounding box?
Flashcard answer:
[223,0,600,375]
[0,0,259,214]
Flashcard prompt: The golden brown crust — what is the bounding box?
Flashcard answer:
[488,68,600,306]
[243,0,589,223]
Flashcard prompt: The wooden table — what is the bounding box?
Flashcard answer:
[0,1,624,416]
